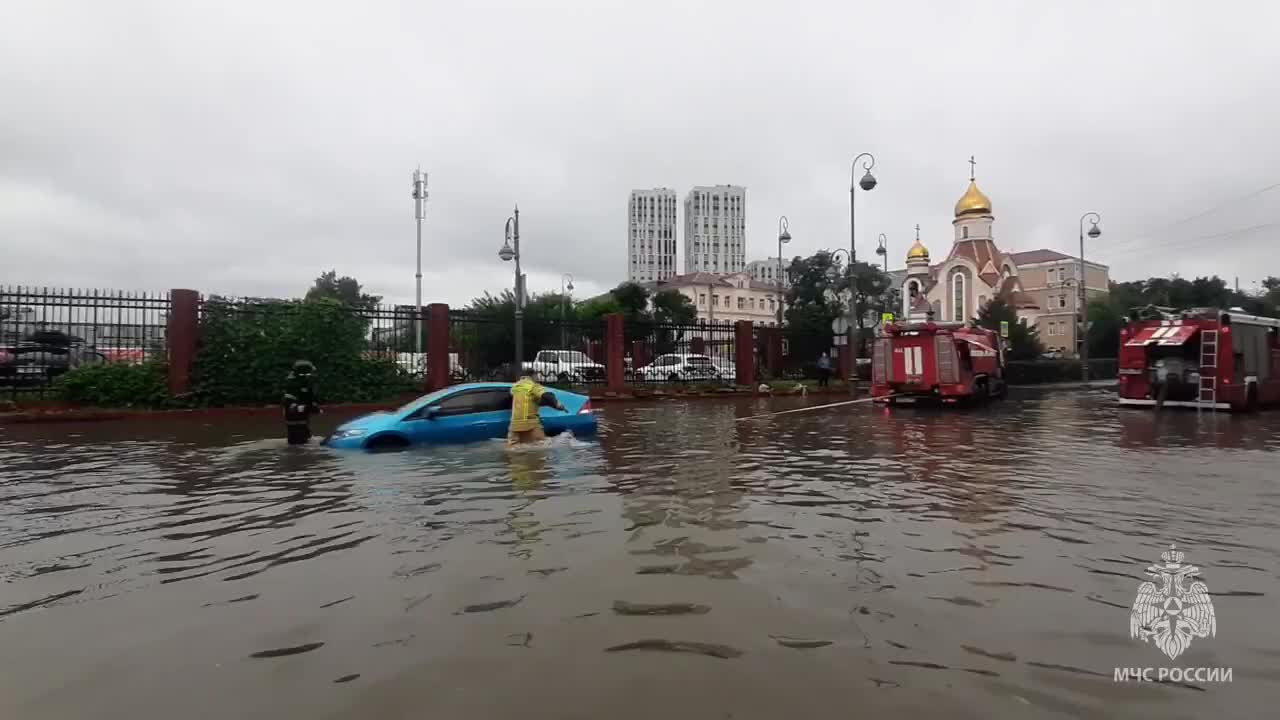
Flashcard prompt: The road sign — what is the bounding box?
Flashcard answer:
[881,312,895,325]
[831,317,849,335]
[1000,320,1010,338]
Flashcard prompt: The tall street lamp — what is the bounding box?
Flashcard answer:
[411,169,428,355]
[824,248,853,362]
[777,216,791,326]
[1078,212,1101,382]
[499,205,523,376]
[849,153,878,385]
[875,233,888,274]
[560,273,574,348]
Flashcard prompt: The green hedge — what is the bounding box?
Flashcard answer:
[1004,358,1117,385]
[55,361,175,408]
[192,298,415,406]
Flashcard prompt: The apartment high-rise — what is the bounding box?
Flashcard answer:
[627,188,678,283]
[683,185,745,274]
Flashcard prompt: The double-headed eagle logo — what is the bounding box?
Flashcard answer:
[1129,545,1216,659]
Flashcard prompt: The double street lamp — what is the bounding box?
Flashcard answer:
[560,273,574,348]
[1078,212,1102,382]
[848,152,878,385]
[777,216,791,326]
[498,205,523,376]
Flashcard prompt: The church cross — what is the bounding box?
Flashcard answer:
[915,223,921,241]
[968,155,976,181]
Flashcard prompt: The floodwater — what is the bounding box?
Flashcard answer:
[1,390,1277,719]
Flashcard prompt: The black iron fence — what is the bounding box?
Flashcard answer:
[1,286,170,399]
[449,311,609,385]
[626,319,737,385]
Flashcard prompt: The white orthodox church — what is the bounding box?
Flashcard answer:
[898,168,1042,325]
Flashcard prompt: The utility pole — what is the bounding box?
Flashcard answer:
[412,169,428,356]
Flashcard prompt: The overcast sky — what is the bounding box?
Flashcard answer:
[4,0,1279,306]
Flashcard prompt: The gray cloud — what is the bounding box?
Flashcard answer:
[4,0,1280,305]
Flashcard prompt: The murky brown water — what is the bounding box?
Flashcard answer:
[1,389,1278,719]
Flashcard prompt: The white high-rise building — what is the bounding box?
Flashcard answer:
[627,188,678,283]
[684,185,746,274]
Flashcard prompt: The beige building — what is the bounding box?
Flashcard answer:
[647,271,784,326]
[891,167,1110,357]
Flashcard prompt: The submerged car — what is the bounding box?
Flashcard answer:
[322,382,597,450]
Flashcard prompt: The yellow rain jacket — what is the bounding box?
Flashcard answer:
[509,377,550,433]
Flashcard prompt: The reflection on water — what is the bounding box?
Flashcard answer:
[1,390,1279,719]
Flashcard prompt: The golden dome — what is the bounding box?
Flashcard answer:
[954,180,992,217]
[906,239,930,260]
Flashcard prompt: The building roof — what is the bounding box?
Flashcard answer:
[652,272,783,293]
[1007,249,1074,265]
[948,239,1003,287]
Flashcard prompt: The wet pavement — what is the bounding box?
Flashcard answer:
[1,389,1277,719]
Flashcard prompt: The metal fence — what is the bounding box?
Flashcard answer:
[626,319,737,385]
[197,296,429,378]
[1,286,171,399]
[449,311,609,385]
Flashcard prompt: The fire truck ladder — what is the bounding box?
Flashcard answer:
[1198,329,1218,407]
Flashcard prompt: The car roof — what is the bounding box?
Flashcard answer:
[398,382,589,414]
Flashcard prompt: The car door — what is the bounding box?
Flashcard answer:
[401,389,493,443]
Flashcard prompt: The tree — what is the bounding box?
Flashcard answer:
[610,282,650,319]
[842,261,893,353]
[976,297,1042,361]
[306,270,382,311]
[783,252,843,362]
[652,289,696,324]
[1086,299,1122,359]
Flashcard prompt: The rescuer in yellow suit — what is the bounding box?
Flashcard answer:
[507,375,565,446]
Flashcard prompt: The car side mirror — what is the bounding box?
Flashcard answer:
[425,405,441,420]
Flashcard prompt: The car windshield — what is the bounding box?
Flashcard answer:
[558,351,590,363]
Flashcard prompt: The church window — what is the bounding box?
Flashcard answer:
[963,226,969,239]
[951,272,966,321]
[978,294,987,309]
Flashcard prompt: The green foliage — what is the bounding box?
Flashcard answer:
[193,297,414,406]
[652,289,696,324]
[610,282,650,317]
[1086,299,1122,359]
[306,269,382,311]
[784,252,841,361]
[1108,275,1278,317]
[976,297,1043,361]
[55,361,174,408]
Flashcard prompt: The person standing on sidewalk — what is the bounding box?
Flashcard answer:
[816,352,832,388]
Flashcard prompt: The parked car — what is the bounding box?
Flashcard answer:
[0,332,105,386]
[322,382,597,450]
[637,353,732,383]
[522,350,605,383]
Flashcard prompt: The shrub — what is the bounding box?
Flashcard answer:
[55,361,174,408]
[192,298,415,406]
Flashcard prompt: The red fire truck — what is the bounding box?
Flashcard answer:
[870,320,1007,404]
[1117,307,1280,411]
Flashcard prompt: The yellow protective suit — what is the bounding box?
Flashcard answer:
[508,377,550,445]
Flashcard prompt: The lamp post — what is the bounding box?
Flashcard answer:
[411,169,428,355]
[1078,212,1101,382]
[560,273,574,348]
[849,153,878,385]
[824,249,854,371]
[499,206,522,377]
[777,216,791,326]
[875,233,888,273]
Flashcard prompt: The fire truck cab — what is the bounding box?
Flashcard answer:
[871,320,1007,404]
[1118,306,1280,412]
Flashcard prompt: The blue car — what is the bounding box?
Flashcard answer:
[322,382,597,450]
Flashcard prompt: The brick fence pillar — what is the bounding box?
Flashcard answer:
[839,343,853,382]
[426,303,450,391]
[167,289,199,397]
[734,321,754,387]
[606,313,626,391]
[765,327,782,377]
